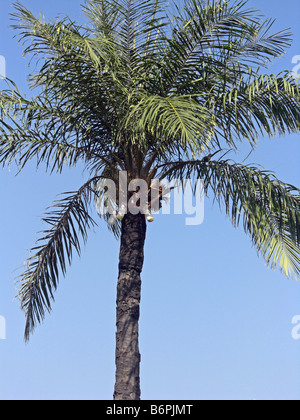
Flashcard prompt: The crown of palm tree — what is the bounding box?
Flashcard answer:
[0,0,299,341]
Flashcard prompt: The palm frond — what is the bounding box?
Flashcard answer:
[208,70,300,147]
[17,178,99,341]
[82,0,122,36]
[11,1,124,124]
[0,83,105,172]
[110,0,168,52]
[160,0,292,95]
[123,94,216,155]
[159,158,300,279]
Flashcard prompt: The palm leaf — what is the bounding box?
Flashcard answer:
[160,0,292,95]
[17,178,99,341]
[0,84,105,172]
[123,94,216,155]
[159,158,300,279]
[210,70,300,146]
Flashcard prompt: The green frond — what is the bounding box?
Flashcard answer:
[123,94,216,155]
[0,81,106,172]
[160,0,292,95]
[82,0,121,36]
[252,209,300,279]
[11,1,125,123]
[159,158,300,279]
[17,178,99,341]
[210,70,300,146]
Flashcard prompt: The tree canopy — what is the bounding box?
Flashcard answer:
[0,0,299,340]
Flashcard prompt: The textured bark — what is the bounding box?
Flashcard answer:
[113,212,146,400]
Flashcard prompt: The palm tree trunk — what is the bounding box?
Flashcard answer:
[113,212,146,400]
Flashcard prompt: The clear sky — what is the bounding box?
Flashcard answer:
[0,0,299,400]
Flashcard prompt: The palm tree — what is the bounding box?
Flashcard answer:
[1,0,300,400]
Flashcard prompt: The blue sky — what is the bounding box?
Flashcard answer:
[0,0,299,400]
